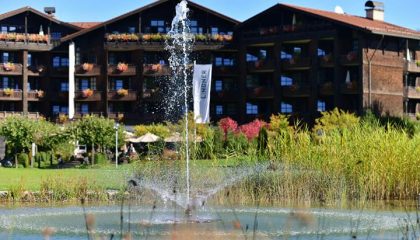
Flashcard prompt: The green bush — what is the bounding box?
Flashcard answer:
[17,153,29,168]
[94,153,108,165]
[134,123,170,138]
[313,108,359,135]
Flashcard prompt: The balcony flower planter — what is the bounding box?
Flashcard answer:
[36,90,45,98]
[416,60,420,67]
[254,59,265,69]
[3,62,15,71]
[195,34,207,42]
[322,54,332,63]
[145,64,162,74]
[3,88,14,96]
[82,88,93,98]
[117,62,128,72]
[117,88,129,97]
[416,86,420,93]
[106,33,139,42]
[82,63,94,72]
[58,114,68,124]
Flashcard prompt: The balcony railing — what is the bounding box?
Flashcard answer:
[143,64,170,76]
[0,111,42,119]
[27,65,47,76]
[107,64,136,76]
[281,57,311,70]
[281,85,311,97]
[340,52,360,66]
[104,33,233,51]
[318,82,334,96]
[75,64,101,76]
[213,66,238,76]
[247,60,275,72]
[341,82,359,94]
[0,63,23,75]
[405,87,420,99]
[74,112,105,119]
[0,33,53,51]
[246,86,274,99]
[142,89,163,101]
[107,90,137,101]
[404,61,420,73]
[75,90,102,101]
[211,90,239,101]
[242,23,334,39]
[0,89,22,100]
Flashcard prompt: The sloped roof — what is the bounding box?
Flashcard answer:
[70,22,102,29]
[241,3,420,40]
[0,6,82,30]
[62,0,240,42]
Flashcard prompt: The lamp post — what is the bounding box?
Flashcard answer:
[114,123,119,168]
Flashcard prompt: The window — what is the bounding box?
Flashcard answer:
[352,40,359,51]
[27,54,32,66]
[293,47,302,55]
[52,105,60,114]
[52,105,68,114]
[2,77,9,89]
[128,27,136,33]
[2,52,9,63]
[115,80,123,90]
[8,26,16,32]
[246,103,258,115]
[109,53,116,65]
[211,27,218,35]
[280,76,293,86]
[246,54,258,62]
[280,51,292,60]
[216,105,223,115]
[224,59,234,66]
[281,102,293,114]
[215,57,223,66]
[151,20,165,33]
[81,104,89,114]
[317,48,326,56]
[190,20,198,34]
[80,79,89,90]
[317,100,326,112]
[1,26,7,33]
[61,58,69,67]
[53,56,60,67]
[51,32,62,40]
[215,80,223,92]
[60,82,69,92]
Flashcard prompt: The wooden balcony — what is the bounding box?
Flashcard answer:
[143,64,170,76]
[0,34,53,51]
[142,89,163,101]
[213,66,239,76]
[107,90,138,101]
[246,87,274,99]
[27,90,45,101]
[0,89,22,101]
[0,63,23,76]
[75,91,103,101]
[27,65,47,76]
[341,82,359,94]
[0,111,42,119]
[319,55,335,68]
[247,60,275,72]
[281,85,311,97]
[281,57,311,70]
[405,87,420,99]
[75,64,101,76]
[318,83,334,96]
[74,112,105,119]
[211,90,239,101]
[107,64,136,76]
[404,61,420,73]
[340,53,360,66]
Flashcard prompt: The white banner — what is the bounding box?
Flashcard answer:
[193,64,212,123]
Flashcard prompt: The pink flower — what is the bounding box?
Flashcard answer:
[238,119,267,140]
[218,117,238,139]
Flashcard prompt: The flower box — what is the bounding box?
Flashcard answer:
[82,63,94,72]
[3,88,14,96]
[36,90,45,98]
[117,88,129,97]
[3,62,15,71]
[117,62,128,72]
[82,89,93,98]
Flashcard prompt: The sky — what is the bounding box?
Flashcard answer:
[0,0,418,31]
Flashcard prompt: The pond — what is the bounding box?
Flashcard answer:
[0,201,417,239]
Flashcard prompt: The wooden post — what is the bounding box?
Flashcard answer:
[22,50,28,115]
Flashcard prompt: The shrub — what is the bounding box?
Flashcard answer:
[134,123,170,138]
[313,108,359,135]
[238,119,267,140]
[218,117,238,140]
[269,114,290,133]
[17,153,29,168]
[94,153,108,165]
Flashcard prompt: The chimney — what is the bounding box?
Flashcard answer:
[44,7,56,17]
[365,1,384,21]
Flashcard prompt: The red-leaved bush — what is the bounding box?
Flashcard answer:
[218,117,238,139]
[238,119,267,140]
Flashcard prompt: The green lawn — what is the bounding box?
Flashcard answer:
[0,165,133,191]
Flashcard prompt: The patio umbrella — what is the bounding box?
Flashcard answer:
[345,70,351,84]
[124,131,135,141]
[39,25,44,35]
[164,132,182,143]
[292,14,296,26]
[136,132,160,143]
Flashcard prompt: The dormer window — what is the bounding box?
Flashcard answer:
[211,27,218,35]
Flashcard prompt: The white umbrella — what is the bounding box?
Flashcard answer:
[345,70,351,84]
[39,25,44,36]
[164,132,182,143]
[136,132,160,143]
[292,14,296,26]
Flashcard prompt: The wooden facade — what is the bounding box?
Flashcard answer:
[0,1,419,124]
